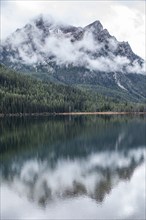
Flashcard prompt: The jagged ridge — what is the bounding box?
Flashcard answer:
[0,15,146,102]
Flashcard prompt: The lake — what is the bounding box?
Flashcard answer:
[0,115,145,219]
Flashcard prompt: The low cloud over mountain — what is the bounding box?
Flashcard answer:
[0,15,145,74]
[0,15,146,103]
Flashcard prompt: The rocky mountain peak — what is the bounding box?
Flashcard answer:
[0,16,144,76]
[34,15,53,27]
[34,16,47,30]
[86,20,103,30]
[85,20,103,33]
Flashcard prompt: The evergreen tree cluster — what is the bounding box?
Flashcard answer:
[0,64,145,114]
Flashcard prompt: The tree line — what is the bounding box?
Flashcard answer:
[0,64,146,114]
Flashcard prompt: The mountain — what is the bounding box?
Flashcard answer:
[0,15,146,103]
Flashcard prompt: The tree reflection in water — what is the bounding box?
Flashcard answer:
[0,115,145,219]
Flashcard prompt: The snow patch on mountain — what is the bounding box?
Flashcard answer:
[114,72,127,90]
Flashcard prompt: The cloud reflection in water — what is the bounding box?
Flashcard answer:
[0,115,146,219]
[1,148,145,219]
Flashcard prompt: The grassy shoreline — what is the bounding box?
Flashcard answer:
[0,112,146,118]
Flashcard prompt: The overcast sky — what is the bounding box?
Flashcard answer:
[1,0,145,59]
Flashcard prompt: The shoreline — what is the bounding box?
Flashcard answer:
[0,112,146,118]
[57,112,146,115]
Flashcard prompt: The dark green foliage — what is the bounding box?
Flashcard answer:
[0,65,91,113]
[0,64,145,114]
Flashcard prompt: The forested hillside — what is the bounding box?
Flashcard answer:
[0,65,145,114]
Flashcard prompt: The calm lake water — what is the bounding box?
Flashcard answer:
[0,115,145,219]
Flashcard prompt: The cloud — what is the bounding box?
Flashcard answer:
[103,4,145,59]
[1,1,145,59]
[4,18,144,75]
[126,60,146,74]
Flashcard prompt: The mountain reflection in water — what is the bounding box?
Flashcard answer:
[0,115,145,219]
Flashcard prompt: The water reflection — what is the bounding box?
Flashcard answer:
[0,115,146,219]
